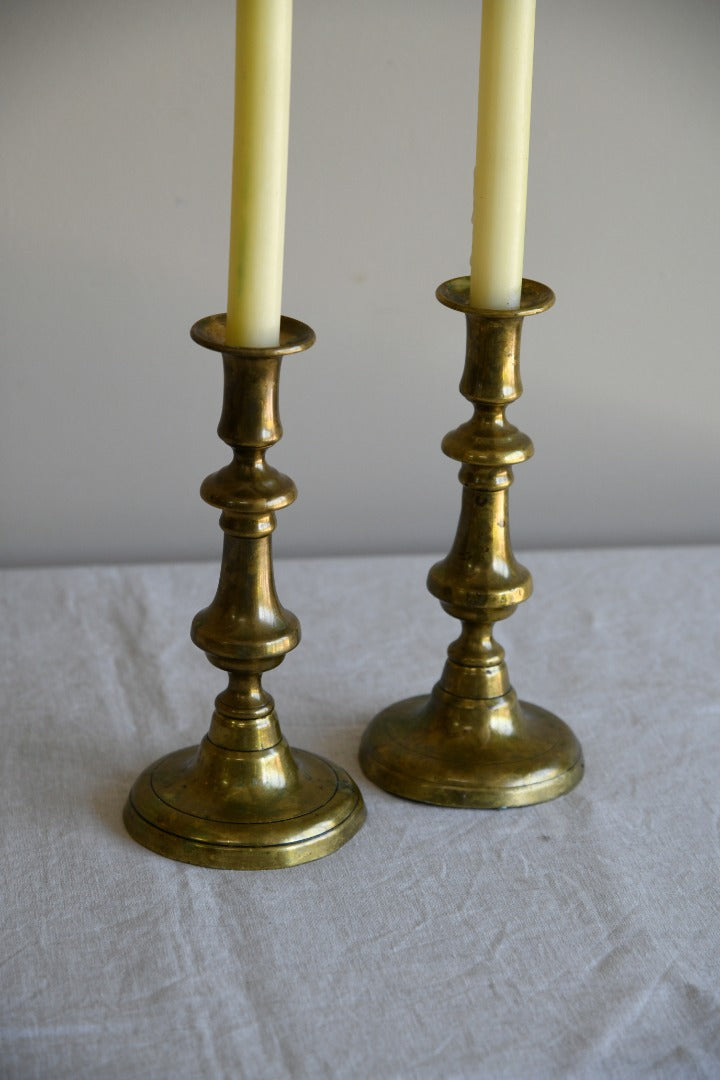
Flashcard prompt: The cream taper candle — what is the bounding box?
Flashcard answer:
[470,0,536,310]
[226,0,292,347]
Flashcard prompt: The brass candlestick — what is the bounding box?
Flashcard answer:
[360,277,583,808]
[124,314,365,868]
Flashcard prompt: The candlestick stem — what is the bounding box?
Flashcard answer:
[360,277,583,808]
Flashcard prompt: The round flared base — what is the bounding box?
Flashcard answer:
[360,694,583,809]
[124,744,366,869]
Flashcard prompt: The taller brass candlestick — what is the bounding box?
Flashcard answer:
[360,277,583,808]
[124,314,365,868]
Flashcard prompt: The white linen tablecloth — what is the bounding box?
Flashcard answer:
[1,548,719,1079]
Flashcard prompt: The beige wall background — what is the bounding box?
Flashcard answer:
[2,0,718,567]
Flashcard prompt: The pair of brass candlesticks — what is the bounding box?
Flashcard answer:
[123,276,583,869]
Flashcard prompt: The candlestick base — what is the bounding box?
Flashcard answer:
[360,694,582,809]
[124,740,364,870]
[360,277,583,810]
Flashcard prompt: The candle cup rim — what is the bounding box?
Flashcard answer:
[190,314,316,357]
[436,277,555,318]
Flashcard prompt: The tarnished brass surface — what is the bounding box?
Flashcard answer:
[124,315,365,868]
[360,277,583,808]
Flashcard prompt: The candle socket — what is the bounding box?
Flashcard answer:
[124,314,365,868]
[360,277,583,808]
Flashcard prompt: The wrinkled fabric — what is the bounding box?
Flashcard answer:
[1,549,719,1079]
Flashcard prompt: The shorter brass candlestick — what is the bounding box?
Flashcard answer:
[124,314,365,868]
[360,277,583,808]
